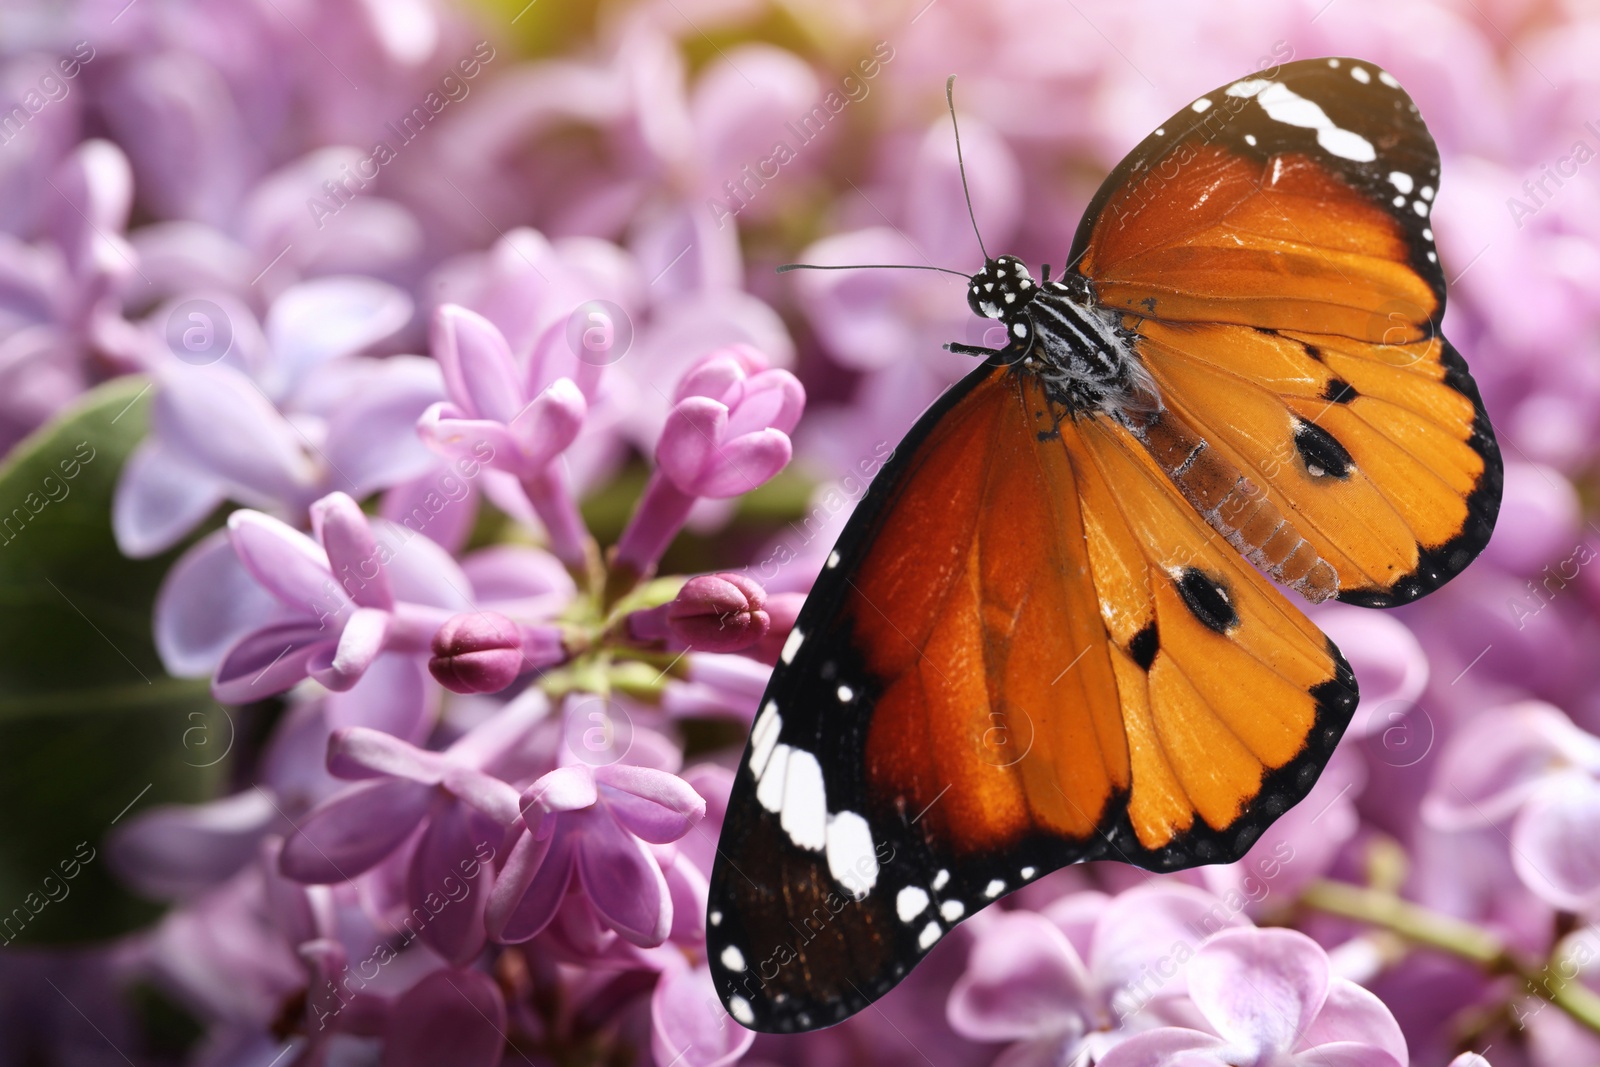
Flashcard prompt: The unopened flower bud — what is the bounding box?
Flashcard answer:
[666,573,770,652]
[429,612,560,694]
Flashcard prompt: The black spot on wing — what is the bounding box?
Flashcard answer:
[1128,622,1159,669]
[1322,377,1357,403]
[1293,420,1354,479]
[1176,569,1240,634]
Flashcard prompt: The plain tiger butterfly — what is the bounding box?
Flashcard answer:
[707,58,1501,1033]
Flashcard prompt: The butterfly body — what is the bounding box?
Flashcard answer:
[710,57,1502,1035]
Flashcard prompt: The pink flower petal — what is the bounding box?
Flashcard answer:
[308,606,390,691]
[310,492,393,610]
[154,530,283,678]
[1096,1028,1229,1067]
[486,827,574,943]
[1512,772,1600,909]
[575,810,671,947]
[652,962,754,1067]
[594,765,705,843]
[279,778,433,883]
[321,355,445,498]
[155,364,316,503]
[508,377,586,470]
[948,910,1092,1043]
[657,395,727,491]
[227,509,341,614]
[432,304,525,423]
[265,276,411,389]
[695,428,790,498]
[1297,977,1408,1062]
[327,727,446,784]
[406,799,496,966]
[211,621,331,703]
[113,438,228,559]
[523,765,598,817]
[380,968,506,1067]
[1187,929,1329,1056]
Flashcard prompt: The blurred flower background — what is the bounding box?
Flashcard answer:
[0,0,1598,1064]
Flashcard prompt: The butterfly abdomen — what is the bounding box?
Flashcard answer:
[1133,409,1339,603]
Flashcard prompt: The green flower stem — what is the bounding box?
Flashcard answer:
[1300,879,1600,1036]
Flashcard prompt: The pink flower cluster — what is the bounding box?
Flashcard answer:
[4,1,1600,1066]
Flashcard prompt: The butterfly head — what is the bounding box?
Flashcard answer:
[967,255,1038,321]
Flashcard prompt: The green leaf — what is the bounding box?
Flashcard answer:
[0,378,224,946]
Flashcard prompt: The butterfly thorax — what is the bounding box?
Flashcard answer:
[969,255,1155,418]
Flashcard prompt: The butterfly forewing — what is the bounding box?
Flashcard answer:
[1070,56,1500,604]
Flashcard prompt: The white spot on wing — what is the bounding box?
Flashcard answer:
[984,879,1006,898]
[1252,82,1376,162]
[940,899,965,921]
[932,869,950,891]
[1392,195,1406,207]
[780,748,828,851]
[1421,185,1434,200]
[780,627,804,665]
[1327,58,1341,67]
[918,921,942,949]
[1020,866,1036,879]
[1413,200,1428,216]
[721,945,746,971]
[1350,66,1371,84]
[710,910,723,926]
[1012,323,1026,337]
[836,685,854,703]
[1191,96,1213,112]
[1225,79,1270,98]
[756,744,789,813]
[825,810,879,897]
[1388,171,1414,194]
[1378,70,1400,88]
[1244,134,1257,146]
[730,996,755,1025]
[897,885,930,922]
[826,551,840,569]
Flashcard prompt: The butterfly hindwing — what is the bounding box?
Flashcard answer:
[1068,57,1501,604]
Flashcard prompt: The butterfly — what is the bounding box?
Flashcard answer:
[706,57,1501,1033]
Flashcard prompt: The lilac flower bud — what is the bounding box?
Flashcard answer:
[646,573,771,652]
[428,611,565,694]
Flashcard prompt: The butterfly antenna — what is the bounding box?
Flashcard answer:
[946,74,990,263]
[776,262,969,277]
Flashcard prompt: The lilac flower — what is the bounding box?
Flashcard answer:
[612,345,803,585]
[1096,928,1409,1067]
[948,885,1253,1064]
[652,960,755,1067]
[0,138,143,448]
[487,764,705,948]
[202,491,472,703]
[1423,701,1600,911]
[429,610,565,694]
[419,302,592,570]
[113,275,434,557]
[279,699,547,964]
